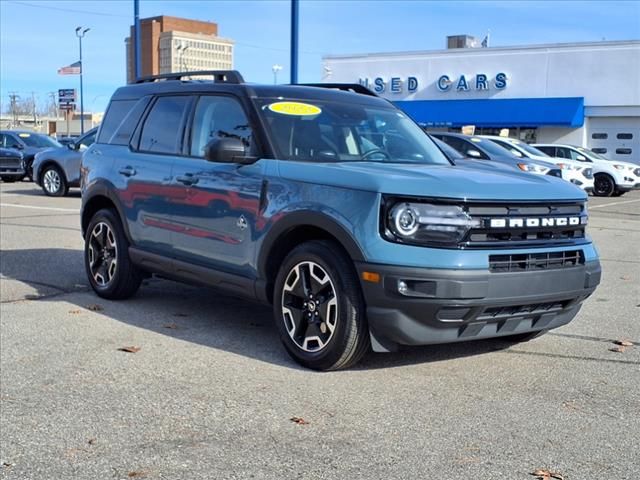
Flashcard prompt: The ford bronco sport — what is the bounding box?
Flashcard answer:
[81,71,601,370]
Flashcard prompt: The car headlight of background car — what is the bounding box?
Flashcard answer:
[383,198,480,246]
[557,163,580,171]
[517,163,549,174]
[613,164,627,170]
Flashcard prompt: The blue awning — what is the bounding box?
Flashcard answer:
[394,97,584,128]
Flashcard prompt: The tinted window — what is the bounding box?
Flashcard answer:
[190,96,252,157]
[0,134,21,148]
[438,135,467,154]
[555,147,570,159]
[139,96,190,154]
[617,133,633,140]
[18,133,60,148]
[591,133,607,139]
[107,97,151,146]
[98,100,137,144]
[79,130,97,149]
[592,148,607,154]
[536,146,556,157]
[616,148,632,155]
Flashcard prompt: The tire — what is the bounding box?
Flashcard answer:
[502,330,548,343]
[84,208,142,300]
[1,176,17,183]
[593,173,615,197]
[41,165,68,197]
[273,240,370,371]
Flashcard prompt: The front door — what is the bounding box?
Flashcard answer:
[170,95,264,277]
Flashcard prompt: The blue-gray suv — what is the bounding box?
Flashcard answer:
[81,71,601,370]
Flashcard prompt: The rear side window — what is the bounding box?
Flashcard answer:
[139,96,190,154]
[536,146,555,156]
[98,100,136,144]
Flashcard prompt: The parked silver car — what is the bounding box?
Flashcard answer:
[32,127,97,196]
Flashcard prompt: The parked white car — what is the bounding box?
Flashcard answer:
[481,136,594,193]
[533,144,640,197]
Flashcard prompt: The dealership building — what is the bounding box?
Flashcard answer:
[322,38,640,161]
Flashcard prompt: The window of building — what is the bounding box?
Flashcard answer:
[591,133,607,139]
[592,148,607,154]
[617,133,633,140]
[139,96,190,154]
[615,148,632,155]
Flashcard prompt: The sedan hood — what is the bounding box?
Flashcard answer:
[276,161,586,201]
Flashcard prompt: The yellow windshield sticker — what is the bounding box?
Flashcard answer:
[18,133,31,138]
[268,101,321,116]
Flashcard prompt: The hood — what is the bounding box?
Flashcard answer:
[276,161,586,201]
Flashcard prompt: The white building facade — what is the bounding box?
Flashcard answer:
[158,31,234,74]
[323,40,640,161]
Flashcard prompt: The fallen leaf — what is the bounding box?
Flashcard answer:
[68,309,81,315]
[2,462,13,468]
[87,438,96,445]
[290,416,309,425]
[117,346,141,353]
[609,346,626,353]
[86,304,103,312]
[531,468,564,480]
[614,339,633,347]
[163,323,179,329]
[127,471,147,478]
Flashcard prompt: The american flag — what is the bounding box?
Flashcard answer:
[58,61,81,75]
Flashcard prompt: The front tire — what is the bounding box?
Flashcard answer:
[273,240,370,370]
[593,173,615,197]
[84,208,142,300]
[41,165,68,197]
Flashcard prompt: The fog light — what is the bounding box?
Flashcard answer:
[398,280,409,295]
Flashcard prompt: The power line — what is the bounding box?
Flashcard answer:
[7,0,129,18]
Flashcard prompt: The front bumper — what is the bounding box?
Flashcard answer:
[357,260,601,351]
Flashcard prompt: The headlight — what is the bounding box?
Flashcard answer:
[557,163,579,171]
[613,164,626,170]
[517,163,549,174]
[384,200,480,246]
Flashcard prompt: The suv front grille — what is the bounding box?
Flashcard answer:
[476,300,570,322]
[489,250,584,272]
[462,202,588,248]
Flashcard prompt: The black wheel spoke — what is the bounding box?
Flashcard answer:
[316,284,334,304]
[300,264,312,297]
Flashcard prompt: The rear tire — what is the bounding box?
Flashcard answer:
[273,240,370,371]
[84,208,142,300]
[593,173,615,197]
[41,165,68,197]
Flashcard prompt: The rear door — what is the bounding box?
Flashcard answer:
[170,94,264,277]
[115,95,192,256]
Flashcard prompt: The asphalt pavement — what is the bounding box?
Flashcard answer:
[1,182,639,480]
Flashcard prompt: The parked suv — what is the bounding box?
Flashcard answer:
[0,130,62,181]
[33,127,98,196]
[81,71,601,370]
[534,144,640,197]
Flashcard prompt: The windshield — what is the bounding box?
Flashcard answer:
[18,133,61,148]
[255,98,451,165]
[511,140,550,157]
[577,147,609,161]
[468,137,519,157]
[432,137,464,160]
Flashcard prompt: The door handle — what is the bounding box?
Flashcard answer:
[176,173,199,186]
[118,166,137,177]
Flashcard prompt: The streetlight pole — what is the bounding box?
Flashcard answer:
[290,0,299,84]
[75,26,90,135]
[272,64,282,85]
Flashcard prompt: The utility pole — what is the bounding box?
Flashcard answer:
[31,91,37,126]
[48,92,59,118]
[76,26,90,135]
[290,0,299,84]
[8,92,19,127]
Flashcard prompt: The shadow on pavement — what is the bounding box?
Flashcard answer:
[0,247,513,371]
[1,188,81,198]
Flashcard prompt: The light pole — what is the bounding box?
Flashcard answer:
[177,43,190,72]
[75,26,90,135]
[272,64,282,85]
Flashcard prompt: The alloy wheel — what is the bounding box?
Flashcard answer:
[87,222,118,287]
[594,175,614,196]
[43,169,61,194]
[281,261,338,352]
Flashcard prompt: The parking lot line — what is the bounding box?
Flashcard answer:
[589,198,640,209]
[0,203,78,213]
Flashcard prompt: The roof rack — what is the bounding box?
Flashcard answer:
[135,70,245,84]
[296,83,378,97]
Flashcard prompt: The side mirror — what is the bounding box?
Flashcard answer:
[204,137,254,164]
[511,149,523,157]
[576,155,587,161]
[466,149,482,158]
[68,143,76,150]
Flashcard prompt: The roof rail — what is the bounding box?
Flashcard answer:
[296,83,378,97]
[135,70,245,84]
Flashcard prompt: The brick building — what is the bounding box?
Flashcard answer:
[125,15,234,83]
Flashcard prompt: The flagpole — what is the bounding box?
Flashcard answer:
[76,27,90,135]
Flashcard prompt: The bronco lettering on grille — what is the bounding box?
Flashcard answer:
[489,217,582,228]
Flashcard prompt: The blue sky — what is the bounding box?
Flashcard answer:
[1,0,639,113]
